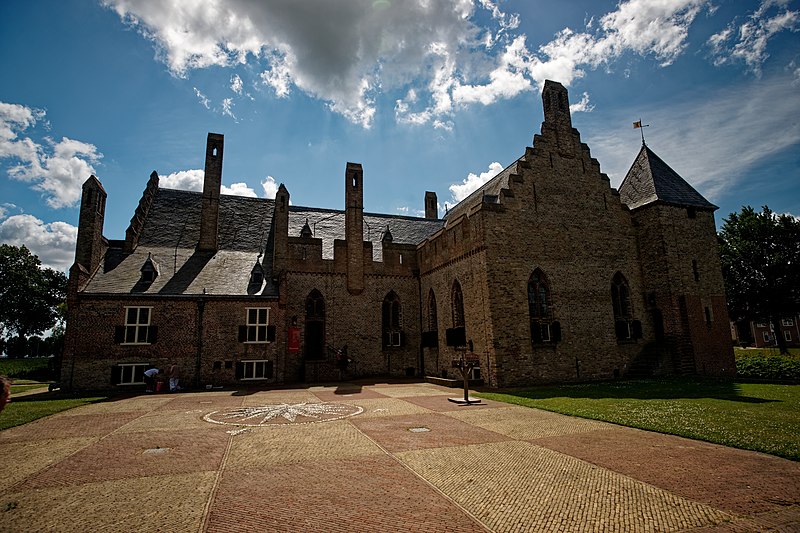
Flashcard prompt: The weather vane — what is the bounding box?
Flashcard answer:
[633,119,649,145]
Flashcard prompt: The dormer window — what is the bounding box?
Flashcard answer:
[140,253,159,283]
[382,226,393,243]
[300,219,313,238]
[249,257,265,287]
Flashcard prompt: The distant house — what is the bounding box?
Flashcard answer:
[62,80,735,391]
[731,316,800,348]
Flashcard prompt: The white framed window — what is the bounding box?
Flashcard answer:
[782,318,795,327]
[389,331,401,346]
[755,322,767,328]
[540,322,552,342]
[117,363,148,385]
[241,359,273,380]
[245,308,270,343]
[785,331,793,342]
[124,307,152,344]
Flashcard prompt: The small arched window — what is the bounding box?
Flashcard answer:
[528,269,551,319]
[451,280,465,328]
[611,272,632,320]
[427,289,438,333]
[529,269,560,344]
[382,291,402,347]
[612,272,641,341]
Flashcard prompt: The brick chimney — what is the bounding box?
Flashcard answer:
[424,191,438,219]
[74,175,107,274]
[198,133,223,252]
[272,183,290,270]
[345,162,364,295]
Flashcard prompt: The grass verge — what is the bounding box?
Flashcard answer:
[477,379,800,461]
[1,392,107,431]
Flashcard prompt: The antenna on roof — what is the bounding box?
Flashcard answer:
[633,119,649,146]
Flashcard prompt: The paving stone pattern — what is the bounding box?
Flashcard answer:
[1,382,798,532]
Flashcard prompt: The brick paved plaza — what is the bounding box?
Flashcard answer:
[1,381,799,532]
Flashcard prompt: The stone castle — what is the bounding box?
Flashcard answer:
[62,80,734,390]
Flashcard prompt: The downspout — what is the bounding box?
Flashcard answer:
[416,269,424,377]
[195,295,205,389]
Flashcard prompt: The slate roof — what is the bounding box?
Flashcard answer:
[84,188,276,296]
[618,145,717,211]
[288,206,444,261]
[84,187,445,295]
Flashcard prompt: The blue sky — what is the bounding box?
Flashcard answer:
[1,0,798,270]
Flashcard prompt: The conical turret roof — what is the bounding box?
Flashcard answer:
[619,145,716,211]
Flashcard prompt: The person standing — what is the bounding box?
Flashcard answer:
[168,365,180,392]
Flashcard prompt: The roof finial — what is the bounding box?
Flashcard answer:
[633,118,649,146]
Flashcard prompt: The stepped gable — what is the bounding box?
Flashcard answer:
[443,157,524,221]
[83,188,277,296]
[619,145,717,211]
[288,206,444,261]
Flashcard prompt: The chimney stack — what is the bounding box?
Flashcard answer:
[424,191,438,219]
[74,175,107,274]
[198,133,223,252]
[345,162,364,295]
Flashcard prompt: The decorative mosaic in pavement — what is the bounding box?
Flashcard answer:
[204,402,363,426]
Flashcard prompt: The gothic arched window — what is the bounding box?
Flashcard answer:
[611,272,641,341]
[382,291,402,347]
[528,269,551,320]
[528,269,560,343]
[611,272,632,321]
[304,290,325,359]
[451,280,465,328]
[427,289,438,333]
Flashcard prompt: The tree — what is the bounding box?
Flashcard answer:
[0,244,67,357]
[718,206,800,354]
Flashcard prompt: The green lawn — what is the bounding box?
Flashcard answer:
[1,392,107,431]
[734,347,800,358]
[477,379,800,461]
[0,357,52,380]
[9,384,49,394]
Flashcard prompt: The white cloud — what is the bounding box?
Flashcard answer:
[586,74,800,200]
[161,168,260,198]
[221,97,236,119]
[707,0,799,74]
[260,51,293,98]
[193,87,210,109]
[106,0,787,128]
[222,182,257,197]
[0,203,19,220]
[449,161,503,202]
[0,102,102,209]
[160,169,204,191]
[230,74,243,95]
[0,214,77,271]
[261,176,279,199]
[569,91,594,113]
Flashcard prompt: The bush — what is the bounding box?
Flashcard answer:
[0,357,52,380]
[736,353,800,381]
